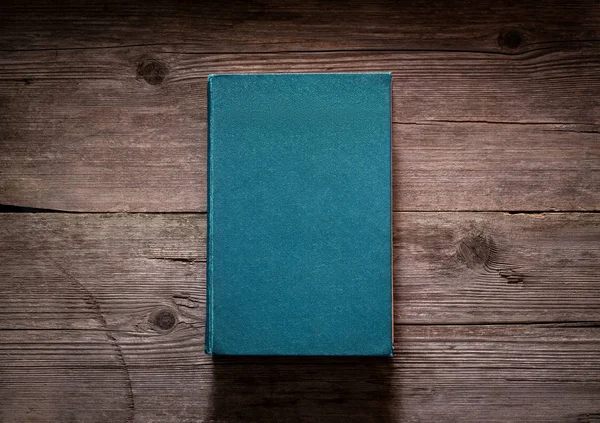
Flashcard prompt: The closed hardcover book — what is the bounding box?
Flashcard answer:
[206,73,393,356]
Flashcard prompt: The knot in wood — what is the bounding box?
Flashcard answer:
[151,308,177,331]
[498,29,523,50]
[456,234,495,269]
[137,60,168,85]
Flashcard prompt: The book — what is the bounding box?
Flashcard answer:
[206,73,393,356]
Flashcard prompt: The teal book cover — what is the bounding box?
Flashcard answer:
[206,73,393,356]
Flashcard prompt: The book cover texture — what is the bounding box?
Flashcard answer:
[206,73,392,356]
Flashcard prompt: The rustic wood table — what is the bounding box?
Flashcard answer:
[1,1,599,422]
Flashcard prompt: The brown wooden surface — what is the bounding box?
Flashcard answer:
[1,213,598,328]
[0,1,599,422]
[1,47,599,211]
[2,0,599,52]
[0,213,598,422]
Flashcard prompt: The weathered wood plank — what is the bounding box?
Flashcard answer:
[0,213,205,330]
[1,3,598,422]
[1,325,598,423]
[1,47,598,211]
[0,213,598,421]
[395,211,600,323]
[0,213,598,329]
[0,329,135,423]
[1,0,598,53]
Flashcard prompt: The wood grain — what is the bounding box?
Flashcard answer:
[0,213,598,421]
[0,209,598,420]
[2,324,598,423]
[1,0,598,52]
[1,213,598,331]
[0,47,598,211]
[0,329,135,423]
[0,213,205,330]
[395,211,600,323]
[1,2,599,421]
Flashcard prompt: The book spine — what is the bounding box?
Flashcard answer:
[387,72,394,356]
[205,75,215,354]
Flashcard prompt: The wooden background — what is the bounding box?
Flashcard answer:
[0,1,599,422]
